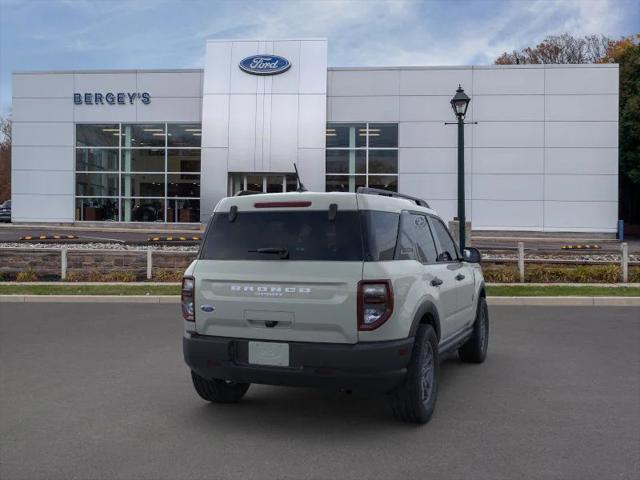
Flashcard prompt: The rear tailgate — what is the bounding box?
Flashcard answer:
[194,193,363,344]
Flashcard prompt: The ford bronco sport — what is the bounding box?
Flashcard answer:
[182,188,488,424]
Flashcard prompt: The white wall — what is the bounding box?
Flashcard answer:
[201,39,328,221]
[328,64,618,232]
[11,69,203,222]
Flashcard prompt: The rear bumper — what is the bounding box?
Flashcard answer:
[183,333,414,391]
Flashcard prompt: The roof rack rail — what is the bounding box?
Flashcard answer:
[234,190,263,197]
[356,187,430,208]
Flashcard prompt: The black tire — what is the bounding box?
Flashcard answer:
[190,370,250,403]
[458,296,489,363]
[388,324,439,424]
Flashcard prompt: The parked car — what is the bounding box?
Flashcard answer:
[182,188,488,424]
[0,200,10,222]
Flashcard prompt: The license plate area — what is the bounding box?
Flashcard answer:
[248,341,290,367]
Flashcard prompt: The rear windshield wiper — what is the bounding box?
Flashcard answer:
[248,247,290,259]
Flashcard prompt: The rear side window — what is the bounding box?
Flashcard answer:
[360,211,399,261]
[429,217,459,261]
[395,212,438,263]
[200,211,364,261]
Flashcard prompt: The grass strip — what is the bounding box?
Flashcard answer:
[0,284,639,297]
[487,285,640,297]
[0,284,180,296]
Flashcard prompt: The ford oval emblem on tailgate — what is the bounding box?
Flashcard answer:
[239,55,291,75]
[200,305,215,312]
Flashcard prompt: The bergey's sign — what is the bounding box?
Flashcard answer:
[239,55,291,75]
[74,92,151,105]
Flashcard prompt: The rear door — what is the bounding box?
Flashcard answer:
[428,216,476,334]
[193,194,363,344]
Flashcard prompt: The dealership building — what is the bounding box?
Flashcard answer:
[11,39,619,231]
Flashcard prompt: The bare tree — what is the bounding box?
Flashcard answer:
[495,34,611,64]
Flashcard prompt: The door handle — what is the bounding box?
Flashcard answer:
[431,277,443,287]
[455,273,465,281]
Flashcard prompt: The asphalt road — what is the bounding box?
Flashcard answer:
[1,304,639,480]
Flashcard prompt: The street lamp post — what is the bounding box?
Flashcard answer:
[449,85,471,252]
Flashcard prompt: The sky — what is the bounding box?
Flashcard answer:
[0,0,638,115]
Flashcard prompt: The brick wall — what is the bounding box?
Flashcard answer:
[0,249,197,280]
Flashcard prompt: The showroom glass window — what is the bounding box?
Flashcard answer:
[325,123,398,192]
[75,124,201,222]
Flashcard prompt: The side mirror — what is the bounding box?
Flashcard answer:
[463,247,481,263]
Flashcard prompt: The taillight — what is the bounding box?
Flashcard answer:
[357,280,393,331]
[181,276,195,322]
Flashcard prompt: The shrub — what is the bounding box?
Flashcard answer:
[104,270,138,282]
[481,263,519,283]
[153,269,184,282]
[525,264,620,283]
[15,269,38,282]
[629,266,640,283]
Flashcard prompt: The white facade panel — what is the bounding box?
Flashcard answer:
[269,94,299,171]
[545,94,618,122]
[201,95,229,148]
[473,67,544,95]
[329,70,399,96]
[399,147,471,174]
[74,103,136,122]
[229,41,260,94]
[473,95,544,122]
[297,148,326,192]
[399,173,471,200]
[473,174,544,201]
[400,122,472,148]
[329,96,399,122]
[13,73,74,98]
[203,42,232,94]
[12,146,73,171]
[199,148,229,221]
[74,73,137,92]
[544,201,617,231]
[399,69,472,96]
[11,194,74,222]
[545,148,618,175]
[271,41,301,94]
[474,122,544,148]
[136,97,201,122]
[545,66,618,95]
[472,200,543,229]
[12,122,74,146]
[424,199,472,225]
[13,98,73,122]
[228,95,258,171]
[12,170,73,195]
[137,71,202,98]
[473,148,544,174]
[545,174,617,202]
[399,96,469,122]
[298,95,326,149]
[545,121,618,148]
[299,41,329,94]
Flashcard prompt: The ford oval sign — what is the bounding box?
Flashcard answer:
[239,55,291,75]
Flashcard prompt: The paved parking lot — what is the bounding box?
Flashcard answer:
[1,303,638,480]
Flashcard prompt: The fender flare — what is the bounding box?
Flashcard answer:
[408,300,442,340]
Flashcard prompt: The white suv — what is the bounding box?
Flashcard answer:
[182,188,488,424]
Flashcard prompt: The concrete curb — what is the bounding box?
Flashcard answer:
[1,295,639,306]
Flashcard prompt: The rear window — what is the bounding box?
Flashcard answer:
[200,210,364,261]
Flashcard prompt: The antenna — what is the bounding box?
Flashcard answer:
[293,163,308,192]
